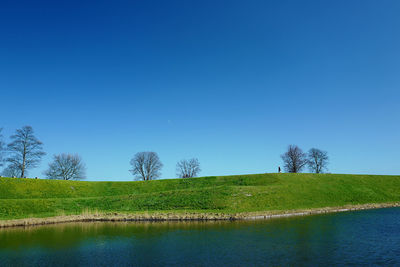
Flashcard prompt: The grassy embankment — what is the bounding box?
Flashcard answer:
[0,173,399,222]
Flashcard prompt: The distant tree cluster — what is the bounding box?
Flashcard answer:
[0,126,204,181]
[0,126,333,182]
[281,145,329,173]
[128,153,202,180]
[0,126,86,180]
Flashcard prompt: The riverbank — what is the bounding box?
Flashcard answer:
[1,202,399,228]
[1,173,400,225]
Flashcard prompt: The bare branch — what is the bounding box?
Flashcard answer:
[1,164,20,178]
[44,153,86,180]
[307,148,329,173]
[176,158,201,178]
[129,152,163,181]
[6,126,46,178]
[281,145,307,173]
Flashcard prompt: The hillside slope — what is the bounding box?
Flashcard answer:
[0,173,399,220]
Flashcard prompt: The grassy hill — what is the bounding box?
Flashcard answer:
[0,173,400,220]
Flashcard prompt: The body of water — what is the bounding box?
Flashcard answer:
[1,208,400,266]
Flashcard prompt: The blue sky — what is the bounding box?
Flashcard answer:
[1,0,399,180]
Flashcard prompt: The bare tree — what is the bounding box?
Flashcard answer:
[130,152,163,181]
[176,158,201,178]
[307,148,329,173]
[6,126,46,178]
[281,145,307,173]
[1,164,20,177]
[45,153,86,180]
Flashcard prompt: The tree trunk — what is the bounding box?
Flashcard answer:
[21,146,26,178]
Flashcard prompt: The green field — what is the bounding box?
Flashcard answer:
[0,173,400,220]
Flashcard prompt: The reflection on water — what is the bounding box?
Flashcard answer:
[1,208,400,266]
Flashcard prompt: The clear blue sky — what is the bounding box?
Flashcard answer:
[1,0,399,180]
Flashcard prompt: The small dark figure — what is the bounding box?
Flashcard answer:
[278,166,281,173]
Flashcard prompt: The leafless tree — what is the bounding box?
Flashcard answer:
[176,158,201,178]
[45,153,86,180]
[307,148,329,173]
[1,164,20,177]
[6,126,46,178]
[130,152,163,181]
[281,145,307,173]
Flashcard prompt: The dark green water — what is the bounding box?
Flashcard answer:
[1,208,400,266]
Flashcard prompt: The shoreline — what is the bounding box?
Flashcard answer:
[1,202,399,228]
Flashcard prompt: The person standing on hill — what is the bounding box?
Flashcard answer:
[278,166,281,173]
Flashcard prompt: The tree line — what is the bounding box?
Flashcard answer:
[280,145,329,174]
[0,126,329,181]
[0,126,84,180]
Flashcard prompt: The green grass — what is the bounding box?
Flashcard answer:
[0,173,399,220]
